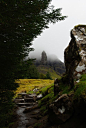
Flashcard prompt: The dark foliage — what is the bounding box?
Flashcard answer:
[46,71,52,79]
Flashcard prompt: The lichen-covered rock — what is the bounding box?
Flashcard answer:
[64,25,86,87]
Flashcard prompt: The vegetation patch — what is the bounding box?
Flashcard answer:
[37,83,54,95]
[13,74,86,127]
[37,65,61,80]
[59,82,70,94]
[37,83,60,117]
[14,79,54,98]
[74,74,86,99]
[0,103,14,128]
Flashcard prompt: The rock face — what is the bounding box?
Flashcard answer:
[41,51,47,65]
[64,25,86,87]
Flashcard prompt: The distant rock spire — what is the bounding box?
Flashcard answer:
[41,51,47,65]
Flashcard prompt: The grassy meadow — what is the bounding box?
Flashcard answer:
[14,79,54,98]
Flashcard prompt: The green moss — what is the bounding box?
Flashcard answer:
[27,90,33,94]
[36,84,54,96]
[58,76,69,93]
[37,83,55,117]
[80,74,86,81]
[49,94,58,104]
[59,83,70,94]
[38,92,54,107]
[40,105,48,116]
[74,74,86,99]
[58,74,86,99]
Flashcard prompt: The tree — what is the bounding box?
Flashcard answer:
[0,0,66,126]
[46,71,52,79]
[27,64,39,79]
[17,60,40,79]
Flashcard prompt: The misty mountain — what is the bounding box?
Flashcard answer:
[47,54,60,62]
[33,51,66,75]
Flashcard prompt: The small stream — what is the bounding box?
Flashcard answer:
[16,107,29,128]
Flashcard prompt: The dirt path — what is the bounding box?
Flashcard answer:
[12,93,42,128]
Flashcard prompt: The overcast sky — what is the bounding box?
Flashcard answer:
[30,0,86,62]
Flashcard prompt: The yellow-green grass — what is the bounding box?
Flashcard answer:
[14,79,54,98]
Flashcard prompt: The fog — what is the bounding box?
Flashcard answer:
[30,0,86,62]
[30,51,60,62]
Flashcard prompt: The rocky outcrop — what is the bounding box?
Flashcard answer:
[49,94,86,128]
[49,93,74,125]
[35,51,65,75]
[41,51,47,65]
[49,25,86,127]
[64,25,86,87]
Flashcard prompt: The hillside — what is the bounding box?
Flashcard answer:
[36,65,61,79]
[34,51,65,76]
